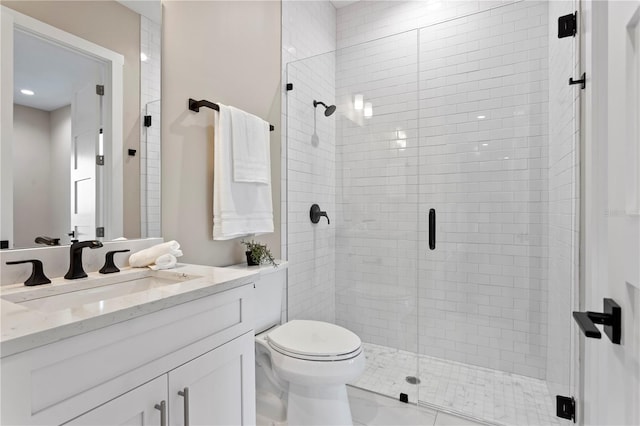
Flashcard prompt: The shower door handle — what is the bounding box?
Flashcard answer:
[428,209,436,250]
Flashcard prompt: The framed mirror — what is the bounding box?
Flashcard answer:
[0,0,161,249]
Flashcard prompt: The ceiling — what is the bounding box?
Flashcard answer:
[13,30,105,112]
[330,1,360,9]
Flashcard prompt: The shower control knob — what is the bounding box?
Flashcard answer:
[310,204,330,224]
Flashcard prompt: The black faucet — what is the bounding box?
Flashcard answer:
[35,236,60,246]
[64,240,103,280]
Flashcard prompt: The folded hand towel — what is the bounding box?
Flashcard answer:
[213,105,274,240]
[129,240,183,267]
[149,254,177,270]
[229,106,270,184]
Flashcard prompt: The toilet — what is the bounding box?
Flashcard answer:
[248,263,365,426]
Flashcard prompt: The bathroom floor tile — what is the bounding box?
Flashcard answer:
[350,342,567,426]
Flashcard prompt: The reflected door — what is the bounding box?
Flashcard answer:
[70,82,102,240]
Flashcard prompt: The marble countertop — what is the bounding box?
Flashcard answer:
[0,263,261,358]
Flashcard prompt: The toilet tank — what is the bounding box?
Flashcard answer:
[253,265,286,334]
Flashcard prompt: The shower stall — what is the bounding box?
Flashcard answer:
[285,1,578,424]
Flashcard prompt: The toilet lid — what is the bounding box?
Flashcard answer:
[267,320,362,361]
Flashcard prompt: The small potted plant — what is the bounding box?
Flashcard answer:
[241,240,277,267]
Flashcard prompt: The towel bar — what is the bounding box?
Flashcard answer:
[188,98,275,131]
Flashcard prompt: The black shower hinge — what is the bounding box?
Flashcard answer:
[96,227,105,238]
[558,12,577,38]
[96,155,105,166]
[569,72,586,89]
[144,115,152,127]
[286,83,293,91]
[96,84,105,96]
[399,393,409,403]
[556,395,576,422]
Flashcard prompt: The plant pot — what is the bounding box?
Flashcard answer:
[246,251,259,266]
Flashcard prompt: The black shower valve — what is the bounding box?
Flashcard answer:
[310,204,330,224]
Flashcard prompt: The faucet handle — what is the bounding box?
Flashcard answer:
[6,259,51,286]
[99,249,130,274]
[310,204,330,225]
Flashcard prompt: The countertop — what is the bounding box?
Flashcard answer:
[0,263,262,357]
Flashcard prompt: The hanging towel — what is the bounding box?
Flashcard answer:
[149,254,177,270]
[229,106,270,184]
[213,104,274,240]
[129,240,183,267]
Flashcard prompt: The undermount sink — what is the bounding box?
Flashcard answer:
[1,270,201,313]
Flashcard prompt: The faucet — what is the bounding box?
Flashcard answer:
[35,236,60,246]
[64,240,103,279]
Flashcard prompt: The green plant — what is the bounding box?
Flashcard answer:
[241,240,277,267]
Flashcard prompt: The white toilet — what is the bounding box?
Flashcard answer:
[249,263,365,426]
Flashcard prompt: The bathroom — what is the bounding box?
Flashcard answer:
[0,0,638,425]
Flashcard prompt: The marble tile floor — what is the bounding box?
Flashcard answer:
[349,342,568,426]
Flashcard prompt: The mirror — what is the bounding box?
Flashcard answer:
[0,0,161,249]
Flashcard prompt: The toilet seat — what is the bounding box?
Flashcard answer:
[266,320,362,361]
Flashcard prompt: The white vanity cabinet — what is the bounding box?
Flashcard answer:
[65,376,168,426]
[1,283,256,426]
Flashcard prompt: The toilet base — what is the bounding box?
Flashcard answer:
[287,383,353,426]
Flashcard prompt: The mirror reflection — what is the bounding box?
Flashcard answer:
[0,0,162,249]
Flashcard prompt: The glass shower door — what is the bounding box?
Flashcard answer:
[417,3,578,425]
[285,29,423,404]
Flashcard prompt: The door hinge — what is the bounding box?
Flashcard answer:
[96,155,105,166]
[96,227,105,238]
[144,115,152,127]
[558,12,577,38]
[96,85,105,96]
[556,395,576,422]
[286,83,293,91]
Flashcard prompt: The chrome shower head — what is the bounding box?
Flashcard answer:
[313,100,337,117]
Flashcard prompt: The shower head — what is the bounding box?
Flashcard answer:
[313,100,337,117]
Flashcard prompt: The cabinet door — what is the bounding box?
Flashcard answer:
[63,376,167,426]
[169,332,255,426]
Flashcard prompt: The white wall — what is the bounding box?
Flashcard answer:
[12,104,72,248]
[162,1,281,267]
[282,1,337,322]
[49,105,71,244]
[13,104,53,248]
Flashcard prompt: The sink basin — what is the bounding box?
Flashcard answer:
[1,270,201,313]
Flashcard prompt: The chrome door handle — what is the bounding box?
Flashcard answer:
[178,387,190,426]
[154,400,167,426]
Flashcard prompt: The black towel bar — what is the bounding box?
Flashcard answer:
[188,98,275,131]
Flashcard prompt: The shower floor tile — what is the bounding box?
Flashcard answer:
[350,342,566,426]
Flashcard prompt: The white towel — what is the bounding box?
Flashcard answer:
[149,254,177,270]
[229,106,270,184]
[213,104,274,240]
[129,240,183,267]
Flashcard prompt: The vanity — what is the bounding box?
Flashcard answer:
[0,264,258,425]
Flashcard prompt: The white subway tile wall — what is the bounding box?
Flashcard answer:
[334,1,556,380]
[335,30,420,353]
[282,1,337,322]
[546,0,579,396]
[140,16,161,238]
